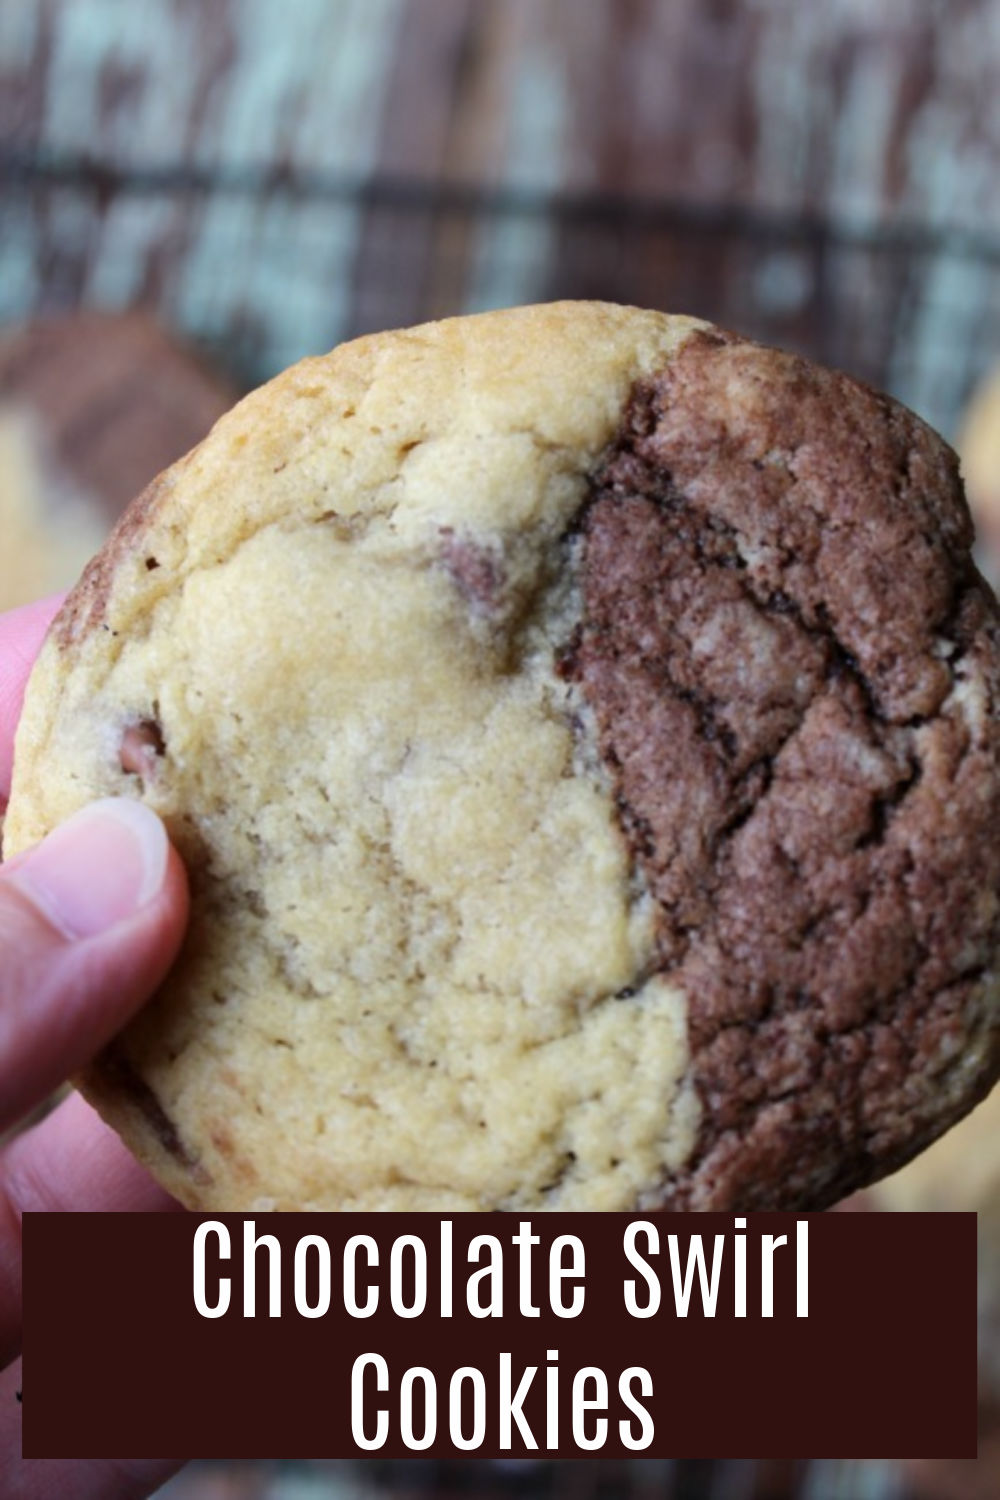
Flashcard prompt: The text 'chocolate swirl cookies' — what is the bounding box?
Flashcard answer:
[5,303,999,1211]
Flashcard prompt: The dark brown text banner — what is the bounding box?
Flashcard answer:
[21,1212,974,1459]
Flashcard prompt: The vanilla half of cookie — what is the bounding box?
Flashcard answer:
[6,303,999,1211]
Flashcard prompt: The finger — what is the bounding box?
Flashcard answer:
[0,1358,183,1500]
[0,596,63,807]
[0,799,189,1132]
[0,1092,183,1370]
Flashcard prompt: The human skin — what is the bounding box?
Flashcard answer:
[0,597,189,1499]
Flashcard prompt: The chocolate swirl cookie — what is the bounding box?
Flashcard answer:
[5,303,998,1211]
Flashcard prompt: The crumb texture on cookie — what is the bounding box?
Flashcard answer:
[5,303,704,1211]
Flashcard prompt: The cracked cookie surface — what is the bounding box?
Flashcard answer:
[564,330,1000,1208]
[5,303,999,1211]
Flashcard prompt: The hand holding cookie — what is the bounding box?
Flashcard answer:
[5,304,996,1215]
[0,597,187,1500]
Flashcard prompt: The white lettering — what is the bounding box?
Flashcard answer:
[618,1367,654,1450]
[667,1234,725,1317]
[572,1367,608,1450]
[192,1221,230,1318]
[351,1354,388,1450]
[449,1367,486,1450]
[293,1234,331,1318]
[499,1353,538,1449]
[623,1222,661,1318]
[343,1235,379,1318]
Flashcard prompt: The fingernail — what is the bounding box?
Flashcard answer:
[9,798,169,940]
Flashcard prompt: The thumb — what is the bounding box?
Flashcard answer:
[0,799,189,1132]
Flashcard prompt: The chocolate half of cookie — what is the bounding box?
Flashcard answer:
[562,329,1000,1209]
[5,304,998,1212]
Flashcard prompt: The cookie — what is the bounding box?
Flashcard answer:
[5,303,999,1212]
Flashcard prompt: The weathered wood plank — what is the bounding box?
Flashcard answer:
[0,0,998,438]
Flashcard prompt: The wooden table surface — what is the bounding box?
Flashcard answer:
[1,0,999,437]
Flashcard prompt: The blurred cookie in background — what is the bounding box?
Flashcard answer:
[870,1087,1000,1213]
[871,1088,1000,1384]
[0,312,237,611]
[859,1090,1000,1500]
[959,365,1000,592]
[0,407,105,610]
